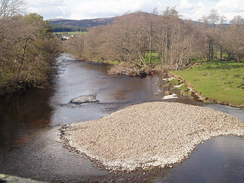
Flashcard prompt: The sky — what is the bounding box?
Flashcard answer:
[25,0,244,21]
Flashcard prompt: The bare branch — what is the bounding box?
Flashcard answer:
[0,0,25,17]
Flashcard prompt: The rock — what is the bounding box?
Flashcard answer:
[174,84,184,88]
[70,95,99,104]
[162,94,178,100]
[164,91,172,95]
[162,77,175,81]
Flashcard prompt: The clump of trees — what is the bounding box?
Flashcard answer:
[66,8,244,74]
[199,10,244,62]
[0,0,61,94]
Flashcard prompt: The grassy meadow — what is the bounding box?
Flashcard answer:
[173,61,244,106]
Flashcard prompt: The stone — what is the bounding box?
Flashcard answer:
[70,95,99,104]
[162,94,178,100]
[162,77,175,81]
[174,84,184,88]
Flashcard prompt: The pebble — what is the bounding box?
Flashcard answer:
[62,102,244,171]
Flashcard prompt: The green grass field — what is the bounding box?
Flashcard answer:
[173,61,244,106]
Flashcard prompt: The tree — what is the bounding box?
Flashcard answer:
[207,9,220,25]
[230,15,244,25]
[65,9,244,75]
[155,9,199,70]
[221,24,244,62]
[0,14,60,94]
[163,7,179,17]
[200,10,221,61]
[0,0,24,17]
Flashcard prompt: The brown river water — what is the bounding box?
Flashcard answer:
[0,54,243,183]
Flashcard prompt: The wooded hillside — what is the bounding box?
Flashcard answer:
[65,9,244,73]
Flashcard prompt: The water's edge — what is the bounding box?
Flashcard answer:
[0,54,244,183]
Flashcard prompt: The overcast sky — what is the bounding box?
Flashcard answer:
[25,0,244,20]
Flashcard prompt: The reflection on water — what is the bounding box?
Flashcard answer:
[0,54,243,183]
[49,55,162,125]
[0,88,54,149]
[154,136,244,183]
[0,54,163,182]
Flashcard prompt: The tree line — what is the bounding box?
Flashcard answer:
[0,0,61,94]
[66,8,244,73]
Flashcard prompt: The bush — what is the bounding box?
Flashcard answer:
[0,14,61,94]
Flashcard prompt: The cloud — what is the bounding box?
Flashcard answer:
[216,0,244,19]
[25,0,244,20]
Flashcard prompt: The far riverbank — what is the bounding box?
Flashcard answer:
[169,61,244,108]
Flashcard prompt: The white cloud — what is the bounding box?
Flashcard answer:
[216,0,244,20]
[24,0,244,20]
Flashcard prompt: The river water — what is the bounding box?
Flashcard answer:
[0,54,243,183]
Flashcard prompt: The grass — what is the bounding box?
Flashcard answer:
[144,52,161,65]
[172,61,244,106]
[54,31,87,35]
[98,60,120,65]
[169,78,181,86]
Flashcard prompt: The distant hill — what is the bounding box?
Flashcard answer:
[48,17,115,32]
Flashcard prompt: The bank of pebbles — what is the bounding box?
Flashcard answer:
[62,102,244,171]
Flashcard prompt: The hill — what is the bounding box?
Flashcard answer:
[48,17,115,32]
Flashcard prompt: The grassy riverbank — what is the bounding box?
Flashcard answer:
[172,61,244,106]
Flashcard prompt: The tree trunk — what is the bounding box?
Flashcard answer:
[220,46,223,60]
[208,40,214,61]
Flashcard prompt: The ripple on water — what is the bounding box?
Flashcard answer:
[153,136,244,183]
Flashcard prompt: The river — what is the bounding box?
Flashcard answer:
[0,54,243,183]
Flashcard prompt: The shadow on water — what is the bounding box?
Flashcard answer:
[0,54,163,182]
[0,54,243,183]
[0,88,54,150]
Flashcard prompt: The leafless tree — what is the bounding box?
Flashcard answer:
[65,9,244,75]
[0,13,60,93]
[230,15,244,25]
[0,0,24,17]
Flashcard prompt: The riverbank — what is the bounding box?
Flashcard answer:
[0,70,54,96]
[80,59,161,77]
[66,53,161,77]
[108,63,161,77]
[0,174,47,183]
[170,61,244,107]
[0,15,61,96]
[61,102,244,171]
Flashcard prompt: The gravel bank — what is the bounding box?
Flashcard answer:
[62,102,244,171]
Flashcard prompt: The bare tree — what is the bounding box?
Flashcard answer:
[207,9,220,24]
[230,15,244,25]
[0,0,24,17]
[65,9,244,76]
[163,7,179,17]
[221,22,244,61]
[0,13,60,93]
